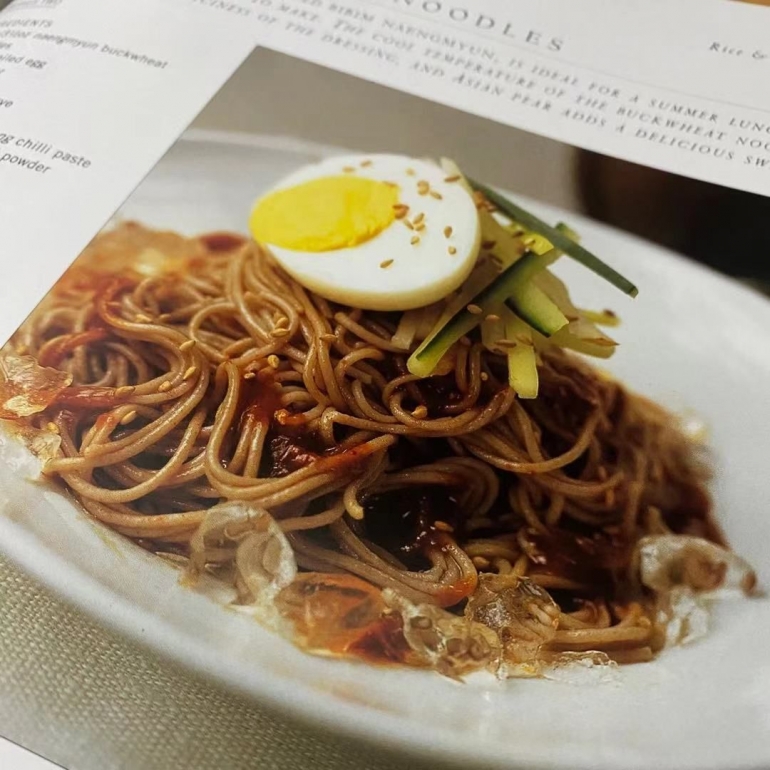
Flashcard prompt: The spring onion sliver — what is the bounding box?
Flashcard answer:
[470,180,639,298]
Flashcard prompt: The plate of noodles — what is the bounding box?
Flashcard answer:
[1,129,769,770]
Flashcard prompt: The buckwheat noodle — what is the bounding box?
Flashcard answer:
[10,223,727,666]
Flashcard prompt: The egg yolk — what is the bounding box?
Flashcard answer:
[249,176,399,252]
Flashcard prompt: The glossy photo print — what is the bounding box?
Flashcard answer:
[1,5,770,770]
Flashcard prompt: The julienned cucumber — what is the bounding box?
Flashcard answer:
[408,249,557,377]
[505,282,568,337]
[470,180,639,298]
[503,310,539,399]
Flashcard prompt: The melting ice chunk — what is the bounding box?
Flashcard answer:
[657,587,711,647]
[465,574,560,667]
[187,501,296,625]
[275,572,399,659]
[637,535,756,648]
[541,651,619,685]
[638,535,756,596]
[383,589,501,679]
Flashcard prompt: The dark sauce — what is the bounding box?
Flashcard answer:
[665,482,725,546]
[362,485,462,571]
[523,528,631,595]
[53,384,133,410]
[268,434,322,477]
[199,232,247,253]
[37,328,110,368]
[415,373,465,416]
[386,435,456,475]
[227,370,373,480]
[235,373,284,431]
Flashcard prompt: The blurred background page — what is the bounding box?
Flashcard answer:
[195,49,770,290]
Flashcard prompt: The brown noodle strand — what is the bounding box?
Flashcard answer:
[10,223,724,666]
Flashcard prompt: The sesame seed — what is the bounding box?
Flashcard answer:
[482,239,497,250]
[480,372,489,381]
[271,327,290,338]
[443,226,453,238]
[393,204,409,219]
[416,180,430,194]
[274,315,289,329]
[411,405,428,419]
[342,166,355,173]
[406,168,416,176]
[403,219,415,230]
[267,354,280,368]
[413,212,425,226]
[158,381,172,393]
[429,190,443,200]
[467,304,483,315]
[183,365,198,380]
[179,339,196,352]
[472,556,491,569]
[605,309,617,318]
[114,385,135,397]
[485,314,501,323]
[134,313,152,323]
[380,259,394,269]
[243,371,257,380]
[415,223,426,232]
[495,339,518,349]
[120,410,138,426]
[46,421,59,434]
[410,236,420,245]
[360,159,373,167]
[448,246,457,255]
[434,520,454,532]
[444,174,461,183]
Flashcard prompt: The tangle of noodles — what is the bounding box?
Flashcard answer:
[3,222,755,677]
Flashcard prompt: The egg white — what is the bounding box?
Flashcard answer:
[253,154,481,311]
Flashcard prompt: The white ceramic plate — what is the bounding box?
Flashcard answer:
[2,130,770,770]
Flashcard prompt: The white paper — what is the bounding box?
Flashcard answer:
[258,0,770,194]
[0,738,60,770]
[0,0,257,344]
[1,0,769,349]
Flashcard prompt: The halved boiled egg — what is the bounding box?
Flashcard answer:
[249,154,481,311]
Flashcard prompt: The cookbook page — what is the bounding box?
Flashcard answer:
[0,0,769,344]
[1,2,769,770]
